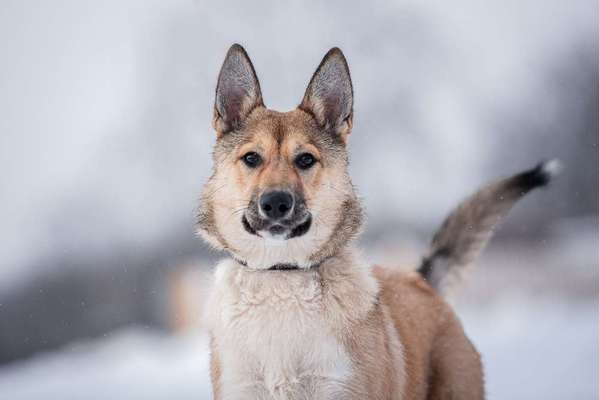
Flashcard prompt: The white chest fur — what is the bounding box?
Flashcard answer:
[205,257,378,400]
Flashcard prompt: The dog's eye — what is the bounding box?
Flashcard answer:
[295,153,316,170]
[242,152,262,168]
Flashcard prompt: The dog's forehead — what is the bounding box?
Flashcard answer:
[247,109,317,146]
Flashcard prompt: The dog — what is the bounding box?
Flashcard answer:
[197,44,559,399]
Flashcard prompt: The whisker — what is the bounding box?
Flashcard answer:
[325,182,348,196]
[201,184,227,199]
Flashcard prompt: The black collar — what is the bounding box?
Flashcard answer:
[268,263,316,271]
[233,257,323,271]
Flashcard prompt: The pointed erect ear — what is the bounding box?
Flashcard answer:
[299,48,354,139]
[213,44,264,136]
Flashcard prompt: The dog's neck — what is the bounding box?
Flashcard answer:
[206,246,379,331]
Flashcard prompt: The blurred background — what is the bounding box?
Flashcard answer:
[1,0,598,398]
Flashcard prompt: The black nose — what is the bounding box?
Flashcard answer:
[259,191,294,220]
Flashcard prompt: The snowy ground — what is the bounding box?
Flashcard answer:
[1,295,597,399]
[0,329,212,400]
[460,297,599,399]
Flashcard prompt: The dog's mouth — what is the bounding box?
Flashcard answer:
[242,214,312,240]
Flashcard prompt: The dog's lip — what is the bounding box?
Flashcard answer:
[268,225,286,235]
[242,215,259,236]
[287,215,312,239]
[242,214,312,239]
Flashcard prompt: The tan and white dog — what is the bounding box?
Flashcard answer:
[197,44,558,399]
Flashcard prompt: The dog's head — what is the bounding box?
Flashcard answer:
[197,44,363,270]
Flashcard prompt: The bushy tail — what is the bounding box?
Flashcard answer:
[418,160,561,295]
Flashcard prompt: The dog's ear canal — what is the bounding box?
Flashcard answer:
[299,47,354,140]
[213,44,264,136]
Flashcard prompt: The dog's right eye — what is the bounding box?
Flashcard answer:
[242,152,262,168]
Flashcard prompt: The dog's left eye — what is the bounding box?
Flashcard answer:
[295,153,316,170]
[242,152,262,168]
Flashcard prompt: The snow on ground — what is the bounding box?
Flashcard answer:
[0,328,211,400]
[1,296,598,399]
[460,297,599,400]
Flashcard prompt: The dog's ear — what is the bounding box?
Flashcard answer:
[299,47,353,140]
[213,44,264,137]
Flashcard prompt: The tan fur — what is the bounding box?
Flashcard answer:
[211,336,223,399]
[374,268,484,399]
[198,45,553,399]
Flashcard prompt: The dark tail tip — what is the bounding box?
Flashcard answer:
[513,159,562,191]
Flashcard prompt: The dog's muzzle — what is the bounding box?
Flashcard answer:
[242,191,312,240]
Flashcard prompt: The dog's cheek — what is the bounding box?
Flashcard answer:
[312,181,346,226]
[300,168,321,210]
[211,167,244,221]
[232,161,262,204]
[212,162,249,217]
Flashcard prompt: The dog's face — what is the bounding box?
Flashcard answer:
[198,45,362,269]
